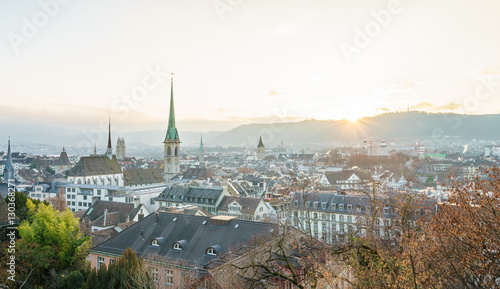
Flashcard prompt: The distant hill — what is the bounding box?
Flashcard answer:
[3,112,500,154]
[208,112,500,147]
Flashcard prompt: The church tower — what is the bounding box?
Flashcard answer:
[116,137,126,159]
[164,73,181,182]
[199,135,205,168]
[3,138,15,183]
[105,114,113,159]
[257,135,265,160]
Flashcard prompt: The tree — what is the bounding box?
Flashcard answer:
[419,167,500,288]
[10,200,91,286]
[84,248,154,289]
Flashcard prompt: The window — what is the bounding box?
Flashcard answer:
[321,203,326,209]
[173,243,182,250]
[206,248,217,256]
[67,188,71,192]
[83,196,87,200]
[97,257,105,270]
[347,205,352,211]
[71,201,75,206]
[151,267,158,283]
[322,213,326,220]
[259,207,263,212]
[347,216,352,223]
[313,213,318,219]
[356,205,361,212]
[78,202,82,206]
[340,215,344,222]
[165,269,173,286]
[151,240,159,247]
[97,190,101,195]
[331,214,336,221]
[331,203,336,210]
[150,199,155,205]
[339,204,344,210]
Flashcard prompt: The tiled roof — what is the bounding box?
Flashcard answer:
[68,155,122,177]
[83,200,135,224]
[180,168,215,180]
[123,168,163,186]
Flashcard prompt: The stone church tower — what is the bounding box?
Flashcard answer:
[257,135,265,160]
[164,73,181,182]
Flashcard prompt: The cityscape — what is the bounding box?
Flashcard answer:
[1,1,500,288]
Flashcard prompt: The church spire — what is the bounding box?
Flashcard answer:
[4,137,15,183]
[257,135,265,148]
[199,135,204,153]
[165,73,180,142]
[106,114,113,158]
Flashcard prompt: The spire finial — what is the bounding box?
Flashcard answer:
[106,114,113,158]
[165,73,179,142]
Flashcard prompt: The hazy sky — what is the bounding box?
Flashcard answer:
[2,0,500,135]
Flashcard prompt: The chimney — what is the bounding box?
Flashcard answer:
[209,215,236,226]
[134,197,140,208]
[140,230,144,240]
[103,209,108,226]
[155,212,160,223]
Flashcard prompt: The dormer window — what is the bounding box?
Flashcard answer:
[172,239,187,251]
[347,205,352,211]
[206,244,221,256]
[339,204,344,210]
[150,237,164,247]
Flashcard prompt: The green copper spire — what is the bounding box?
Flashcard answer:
[165,73,180,142]
[199,135,204,153]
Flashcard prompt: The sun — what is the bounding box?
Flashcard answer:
[346,116,359,123]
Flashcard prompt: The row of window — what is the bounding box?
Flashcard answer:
[67,201,92,208]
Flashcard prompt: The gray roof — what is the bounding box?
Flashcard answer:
[292,192,392,216]
[92,212,274,268]
[324,170,373,184]
[155,186,223,203]
[217,196,262,215]
[123,168,163,186]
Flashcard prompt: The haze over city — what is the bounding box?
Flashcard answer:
[2,0,500,140]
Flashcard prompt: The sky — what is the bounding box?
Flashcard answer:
[1,0,500,137]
